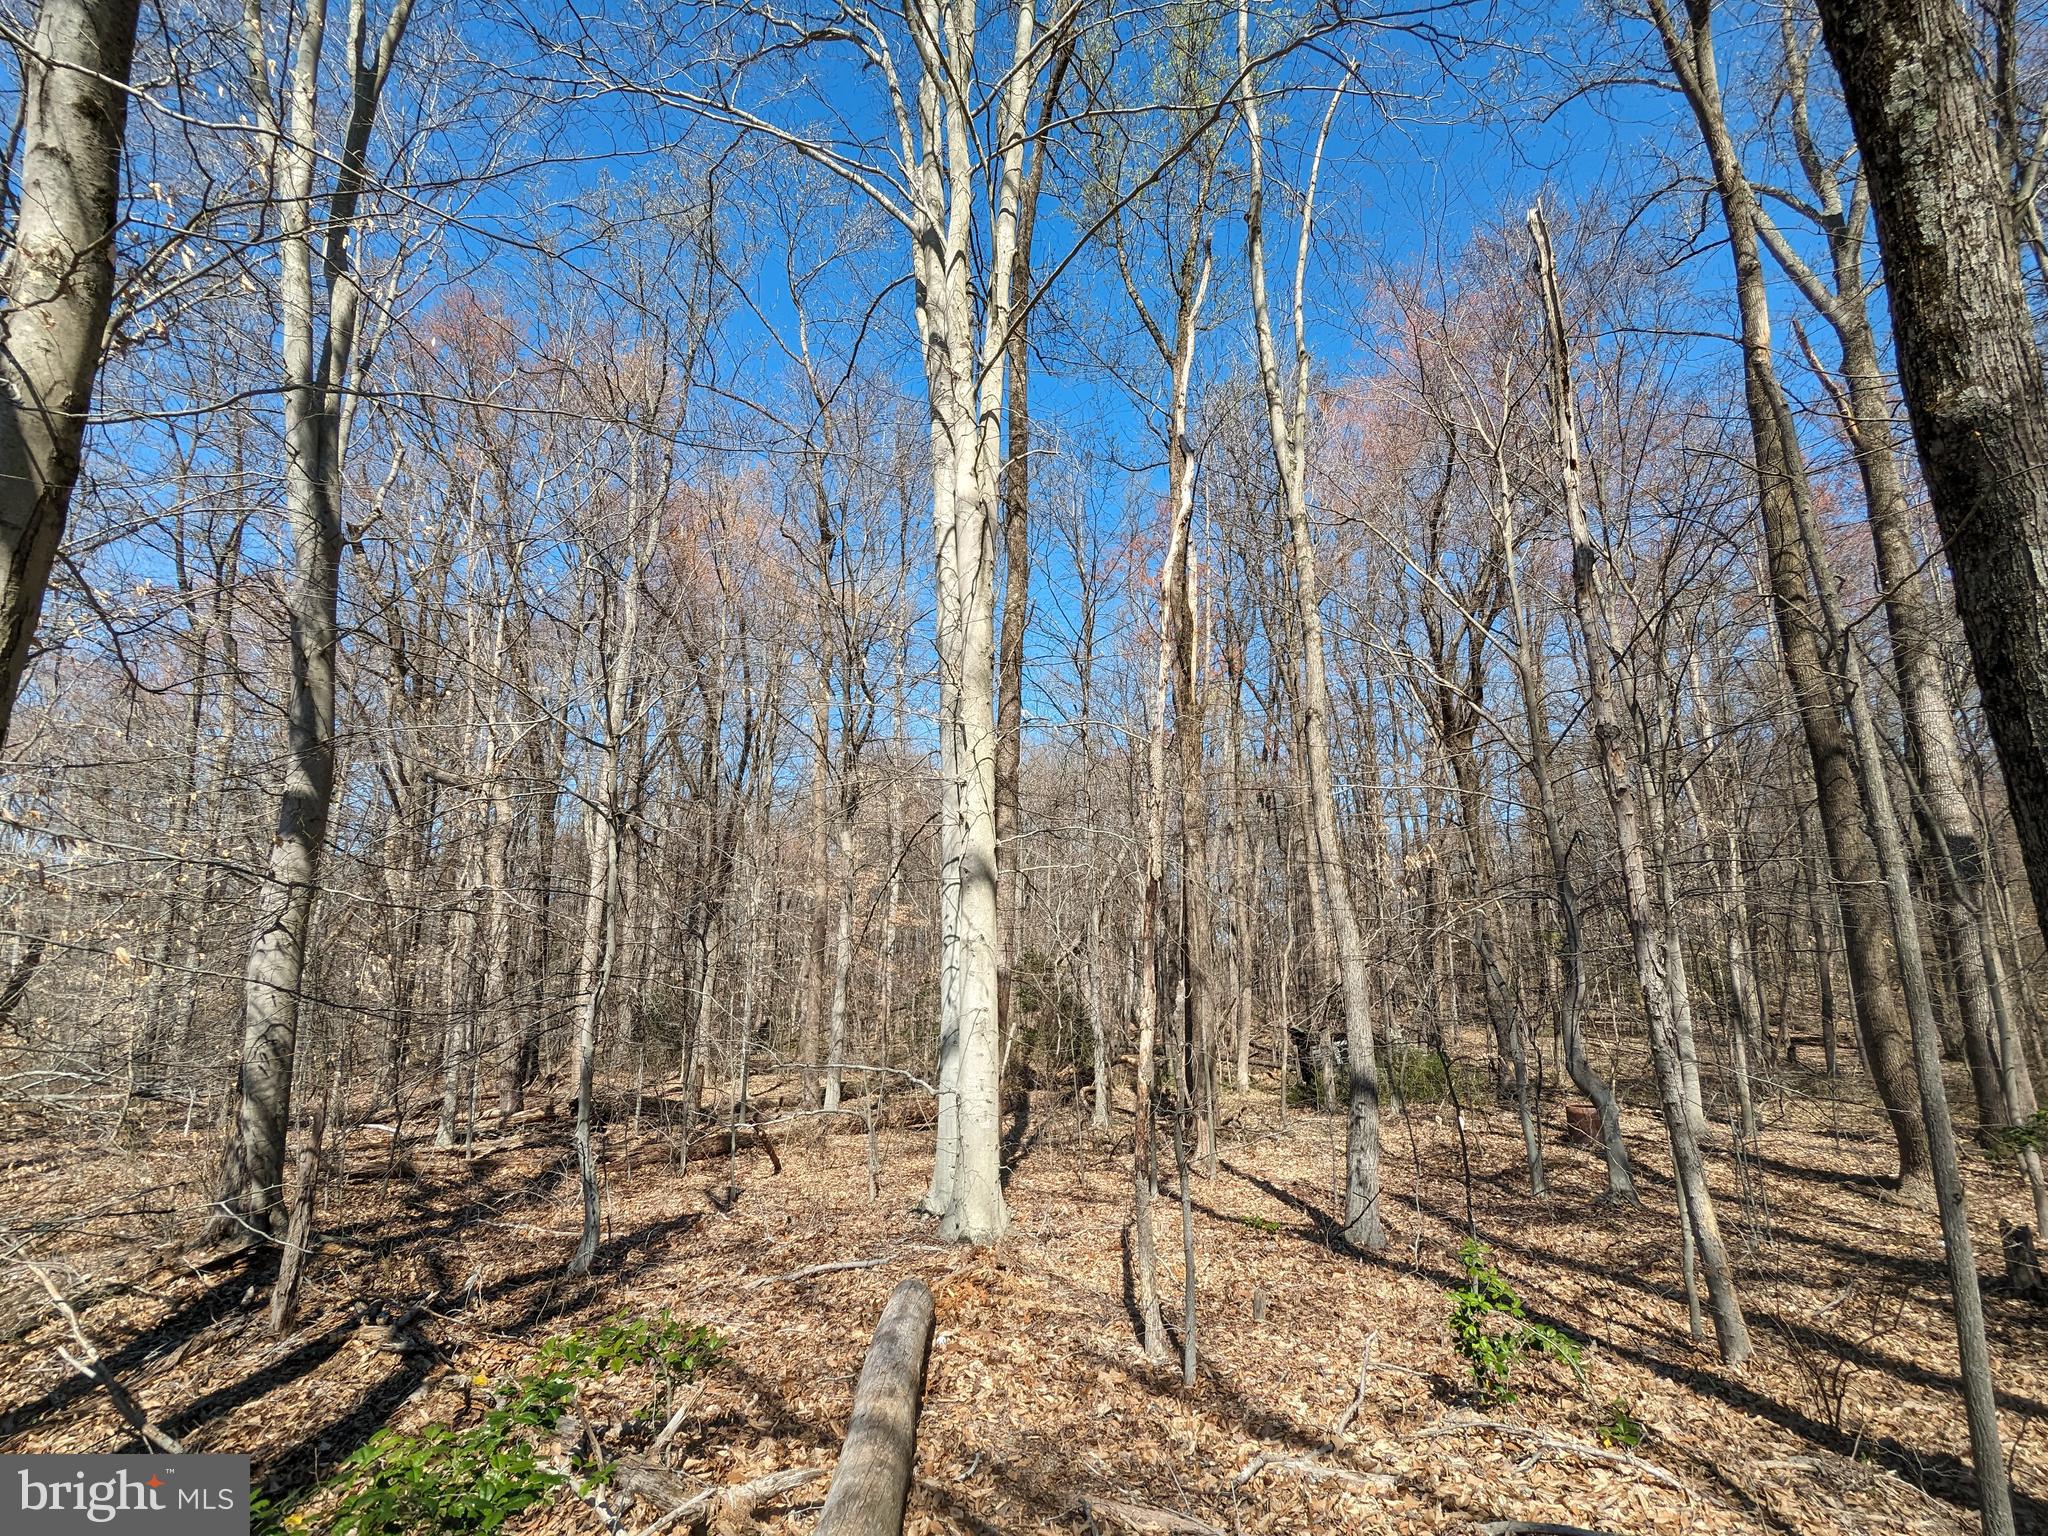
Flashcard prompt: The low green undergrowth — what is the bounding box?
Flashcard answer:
[1382,1045,1494,1108]
[1595,1396,1647,1449]
[1989,1105,2048,1159]
[253,1311,721,1535]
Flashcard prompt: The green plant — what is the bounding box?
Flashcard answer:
[317,1423,565,1535]
[1989,1106,2048,1160]
[1236,1213,1283,1235]
[1446,1239,1584,1404]
[1007,951,1095,1088]
[255,1315,723,1535]
[1594,1396,1646,1449]
[531,1310,721,1386]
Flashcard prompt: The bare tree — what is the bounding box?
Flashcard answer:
[210,0,417,1240]
[1239,12,1385,1251]
[1646,0,1928,1195]
[1531,202,1749,1366]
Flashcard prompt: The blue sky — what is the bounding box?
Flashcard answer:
[24,0,1895,782]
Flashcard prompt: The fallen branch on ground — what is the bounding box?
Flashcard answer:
[351,1292,439,1355]
[26,1261,184,1453]
[1230,1453,1396,1496]
[1410,1419,1685,1495]
[620,1465,826,1536]
[1331,1331,1378,1436]
[649,1382,709,1453]
[753,1256,891,1288]
[1075,1495,1226,1535]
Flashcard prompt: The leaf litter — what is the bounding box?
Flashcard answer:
[1,1082,2042,1534]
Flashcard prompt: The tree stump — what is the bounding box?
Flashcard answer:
[2005,1225,2046,1302]
[1562,1101,1602,1150]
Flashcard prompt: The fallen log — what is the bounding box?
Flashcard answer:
[813,1277,935,1536]
[415,1137,532,1157]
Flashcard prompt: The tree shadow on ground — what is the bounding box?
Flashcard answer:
[245,1210,739,1506]
[0,1250,267,1441]
[1001,1091,1043,1189]
[1202,1147,2047,1528]
[1216,1160,1346,1251]
[1433,1199,2048,1527]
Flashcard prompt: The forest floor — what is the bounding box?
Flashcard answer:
[4,1070,2048,1535]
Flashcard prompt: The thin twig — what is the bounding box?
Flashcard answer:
[650,1382,709,1454]
[1331,1330,1378,1436]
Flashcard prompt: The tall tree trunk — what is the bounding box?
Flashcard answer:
[882,610,909,1075]
[1128,232,1212,1360]
[1637,709,1709,1139]
[802,670,831,1111]
[1780,408,2020,1536]
[1764,21,2016,1144]
[1683,654,1766,1139]
[208,0,417,1244]
[175,521,246,1062]
[1134,436,1204,1365]
[992,26,1068,1097]
[486,778,521,1123]
[1224,641,1257,1096]
[1491,425,1635,1200]
[1158,251,1219,1177]
[824,821,856,1113]
[569,498,658,1277]
[1168,479,1217,1177]
[569,785,622,1276]
[516,715,569,1109]
[1814,0,2048,950]
[1531,203,1749,1364]
[1650,0,1928,1192]
[1071,532,1110,1131]
[1432,655,1545,1193]
[994,290,1030,1080]
[1239,24,1385,1249]
[909,0,1036,1245]
[436,842,481,1148]
[0,0,143,743]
